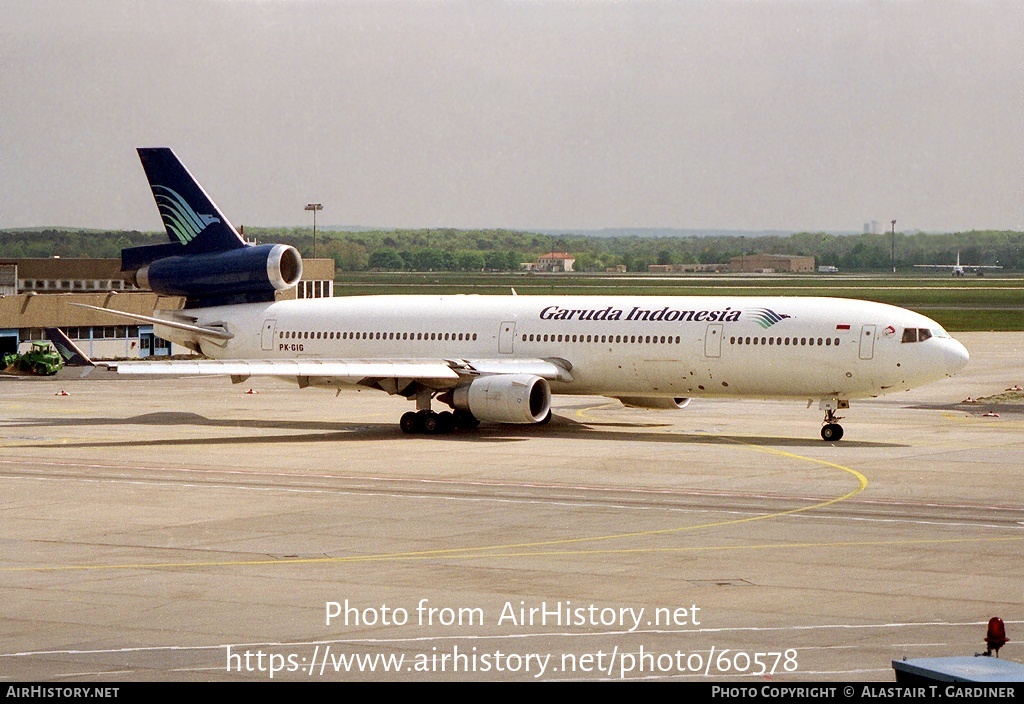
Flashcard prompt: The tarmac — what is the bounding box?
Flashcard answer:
[1,331,1022,681]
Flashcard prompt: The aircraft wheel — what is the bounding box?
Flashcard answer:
[400,411,420,434]
[437,411,455,433]
[820,423,844,441]
[453,410,480,429]
[422,412,442,434]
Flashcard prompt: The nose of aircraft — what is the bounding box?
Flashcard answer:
[944,337,970,375]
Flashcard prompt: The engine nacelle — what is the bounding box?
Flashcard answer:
[451,374,551,424]
[615,396,691,410]
[135,243,302,299]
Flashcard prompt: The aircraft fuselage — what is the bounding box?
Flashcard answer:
[156,294,969,401]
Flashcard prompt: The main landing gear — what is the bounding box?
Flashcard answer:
[400,409,480,435]
[819,400,848,441]
[399,388,480,435]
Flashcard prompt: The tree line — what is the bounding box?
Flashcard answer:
[1,227,1020,272]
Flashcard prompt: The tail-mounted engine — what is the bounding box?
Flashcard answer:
[131,243,302,307]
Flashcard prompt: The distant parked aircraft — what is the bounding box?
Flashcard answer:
[914,252,1002,277]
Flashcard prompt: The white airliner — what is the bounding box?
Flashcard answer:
[83,149,970,441]
[915,252,1002,277]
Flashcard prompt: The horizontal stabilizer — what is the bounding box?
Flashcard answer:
[44,328,95,367]
[70,303,233,341]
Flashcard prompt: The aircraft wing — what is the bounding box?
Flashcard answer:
[456,358,573,381]
[913,263,1002,269]
[114,358,458,381]
[111,357,573,387]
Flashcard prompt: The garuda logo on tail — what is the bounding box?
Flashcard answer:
[152,185,222,246]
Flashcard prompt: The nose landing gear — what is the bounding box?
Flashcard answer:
[820,416,844,441]
[818,399,849,441]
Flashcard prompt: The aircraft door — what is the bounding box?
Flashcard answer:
[262,319,277,351]
[704,324,723,358]
[498,321,516,355]
[859,324,876,360]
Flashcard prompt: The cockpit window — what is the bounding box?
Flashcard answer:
[901,327,935,343]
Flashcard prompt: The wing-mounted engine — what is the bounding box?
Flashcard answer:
[614,396,691,410]
[132,243,302,306]
[448,374,552,424]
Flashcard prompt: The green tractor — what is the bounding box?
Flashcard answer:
[2,341,64,376]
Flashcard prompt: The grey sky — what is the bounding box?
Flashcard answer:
[2,0,1021,233]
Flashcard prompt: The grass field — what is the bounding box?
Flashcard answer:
[333,272,1024,331]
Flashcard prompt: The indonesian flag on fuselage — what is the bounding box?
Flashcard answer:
[836,324,851,330]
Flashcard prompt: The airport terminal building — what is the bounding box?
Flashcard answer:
[0,258,335,359]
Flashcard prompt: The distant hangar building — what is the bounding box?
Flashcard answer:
[0,257,335,360]
[729,254,815,273]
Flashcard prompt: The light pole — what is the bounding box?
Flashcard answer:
[305,203,323,258]
[891,220,897,274]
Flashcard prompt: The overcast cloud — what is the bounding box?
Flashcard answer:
[1,0,1021,233]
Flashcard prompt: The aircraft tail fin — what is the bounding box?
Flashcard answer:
[121,148,301,308]
[44,328,95,367]
[123,148,245,271]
